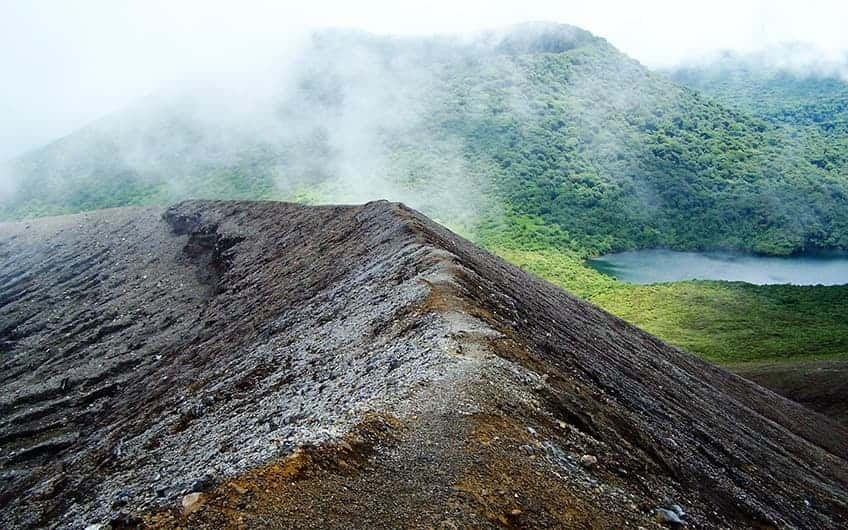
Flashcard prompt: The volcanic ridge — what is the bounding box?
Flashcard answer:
[1,200,847,529]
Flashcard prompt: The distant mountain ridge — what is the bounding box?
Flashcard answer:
[4,23,848,255]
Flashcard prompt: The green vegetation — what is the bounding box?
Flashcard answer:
[418,38,848,255]
[495,246,848,364]
[667,57,848,134]
[5,24,848,255]
[667,54,848,178]
[2,24,847,365]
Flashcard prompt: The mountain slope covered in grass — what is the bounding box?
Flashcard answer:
[4,23,848,256]
[497,247,848,364]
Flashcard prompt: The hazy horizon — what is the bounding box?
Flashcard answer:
[3,1,848,161]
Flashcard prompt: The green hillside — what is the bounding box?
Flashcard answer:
[3,24,848,364]
[495,247,848,364]
[667,49,848,174]
[5,24,848,255]
[666,49,848,130]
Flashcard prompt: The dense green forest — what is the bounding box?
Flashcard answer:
[5,24,848,255]
[3,24,847,364]
[667,51,848,175]
[667,50,848,131]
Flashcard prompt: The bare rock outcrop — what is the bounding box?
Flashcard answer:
[1,200,846,529]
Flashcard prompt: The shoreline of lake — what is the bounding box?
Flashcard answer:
[587,249,848,286]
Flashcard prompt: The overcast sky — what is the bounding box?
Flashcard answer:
[2,0,848,161]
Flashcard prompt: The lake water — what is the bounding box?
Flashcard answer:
[587,249,848,285]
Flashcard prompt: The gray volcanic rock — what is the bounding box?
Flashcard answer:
[1,200,847,529]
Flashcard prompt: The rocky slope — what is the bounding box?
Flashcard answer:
[733,360,848,425]
[1,200,847,529]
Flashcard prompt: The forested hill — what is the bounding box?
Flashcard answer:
[666,47,848,131]
[3,23,848,256]
[667,48,848,174]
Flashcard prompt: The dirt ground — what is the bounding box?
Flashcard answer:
[1,200,847,529]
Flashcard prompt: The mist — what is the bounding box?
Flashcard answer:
[675,43,848,81]
[2,3,848,256]
[0,27,518,230]
[4,1,848,162]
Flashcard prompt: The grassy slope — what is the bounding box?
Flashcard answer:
[495,247,848,364]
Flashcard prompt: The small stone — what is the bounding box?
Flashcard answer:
[112,490,130,508]
[85,525,110,530]
[191,472,215,492]
[109,513,142,527]
[654,507,686,526]
[579,454,598,468]
[181,492,205,515]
